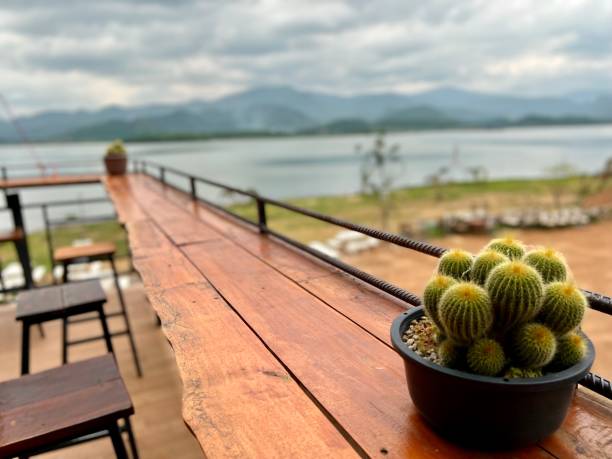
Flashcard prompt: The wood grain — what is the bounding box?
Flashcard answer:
[183,239,547,459]
[54,242,116,262]
[0,355,132,457]
[149,282,356,458]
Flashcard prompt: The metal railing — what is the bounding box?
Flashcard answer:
[135,158,612,399]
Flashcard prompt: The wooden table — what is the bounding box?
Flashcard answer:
[104,174,612,458]
[0,174,101,189]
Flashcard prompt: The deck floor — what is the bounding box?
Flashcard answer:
[0,280,202,458]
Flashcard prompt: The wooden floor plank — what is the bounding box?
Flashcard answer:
[183,239,548,459]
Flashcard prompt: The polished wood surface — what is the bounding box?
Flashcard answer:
[0,354,132,456]
[104,173,612,458]
[0,174,101,189]
[54,241,116,263]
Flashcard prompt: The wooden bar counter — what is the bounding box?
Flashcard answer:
[103,174,612,458]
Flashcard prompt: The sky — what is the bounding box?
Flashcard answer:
[1,0,611,114]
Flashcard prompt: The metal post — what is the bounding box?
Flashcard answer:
[7,193,34,289]
[1,166,7,181]
[256,197,267,234]
[160,167,165,184]
[42,204,57,284]
[142,162,147,175]
[190,177,196,199]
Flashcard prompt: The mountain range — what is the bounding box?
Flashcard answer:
[1,86,611,142]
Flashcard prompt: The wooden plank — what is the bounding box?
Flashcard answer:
[125,219,175,259]
[0,355,132,457]
[102,176,148,224]
[540,389,612,458]
[183,239,547,459]
[54,242,116,262]
[132,248,203,293]
[149,282,356,458]
[0,174,101,189]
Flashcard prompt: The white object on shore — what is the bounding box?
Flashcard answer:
[308,241,340,258]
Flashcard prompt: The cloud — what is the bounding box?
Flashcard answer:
[0,0,610,113]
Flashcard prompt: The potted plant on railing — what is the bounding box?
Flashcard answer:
[104,139,127,175]
[391,237,595,449]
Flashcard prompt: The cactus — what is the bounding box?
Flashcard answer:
[486,261,544,330]
[512,323,557,369]
[437,339,465,369]
[504,367,543,379]
[485,237,526,260]
[467,338,505,376]
[538,282,586,336]
[523,248,567,283]
[438,282,493,344]
[437,249,473,280]
[471,250,509,286]
[550,332,587,370]
[423,275,457,330]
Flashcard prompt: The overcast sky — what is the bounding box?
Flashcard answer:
[1,0,610,114]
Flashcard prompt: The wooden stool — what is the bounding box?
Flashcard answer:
[53,242,142,377]
[0,354,138,459]
[16,280,114,375]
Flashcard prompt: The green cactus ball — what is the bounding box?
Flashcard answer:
[485,237,526,260]
[486,261,544,330]
[523,247,568,283]
[504,367,543,379]
[423,275,457,330]
[467,338,505,376]
[437,339,465,369]
[512,322,557,369]
[438,282,493,345]
[538,282,586,336]
[550,332,587,370]
[471,250,509,286]
[437,249,473,280]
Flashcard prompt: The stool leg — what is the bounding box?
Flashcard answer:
[20,322,30,375]
[124,417,139,459]
[98,303,115,355]
[37,323,45,338]
[61,316,69,364]
[62,261,69,283]
[108,422,129,459]
[109,255,142,377]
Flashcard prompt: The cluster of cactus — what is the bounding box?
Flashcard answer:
[422,237,590,378]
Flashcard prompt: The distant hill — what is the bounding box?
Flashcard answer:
[1,85,610,142]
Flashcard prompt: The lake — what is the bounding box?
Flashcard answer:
[0,125,610,230]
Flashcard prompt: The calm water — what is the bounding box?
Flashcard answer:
[0,125,610,229]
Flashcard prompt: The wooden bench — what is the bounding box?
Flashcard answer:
[104,174,612,458]
[0,354,137,458]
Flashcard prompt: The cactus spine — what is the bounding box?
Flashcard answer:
[437,339,465,369]
[471,250,509,286]
[467,338,505,376]
[437,249,473,280]
[423,275,457,331]
[538,282,586,336]
[485,237,526,260]
[512,323,557,369]
[523,248,568,283]
[438,282,493,345]
[486,261,544,330]
[504,367,543,379]
[550,332,587,370]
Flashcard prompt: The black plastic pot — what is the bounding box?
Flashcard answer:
[390,307,595,450]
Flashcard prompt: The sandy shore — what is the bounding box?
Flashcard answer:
[345,219,612,376]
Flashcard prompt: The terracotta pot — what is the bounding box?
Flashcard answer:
[104,155,127,175]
